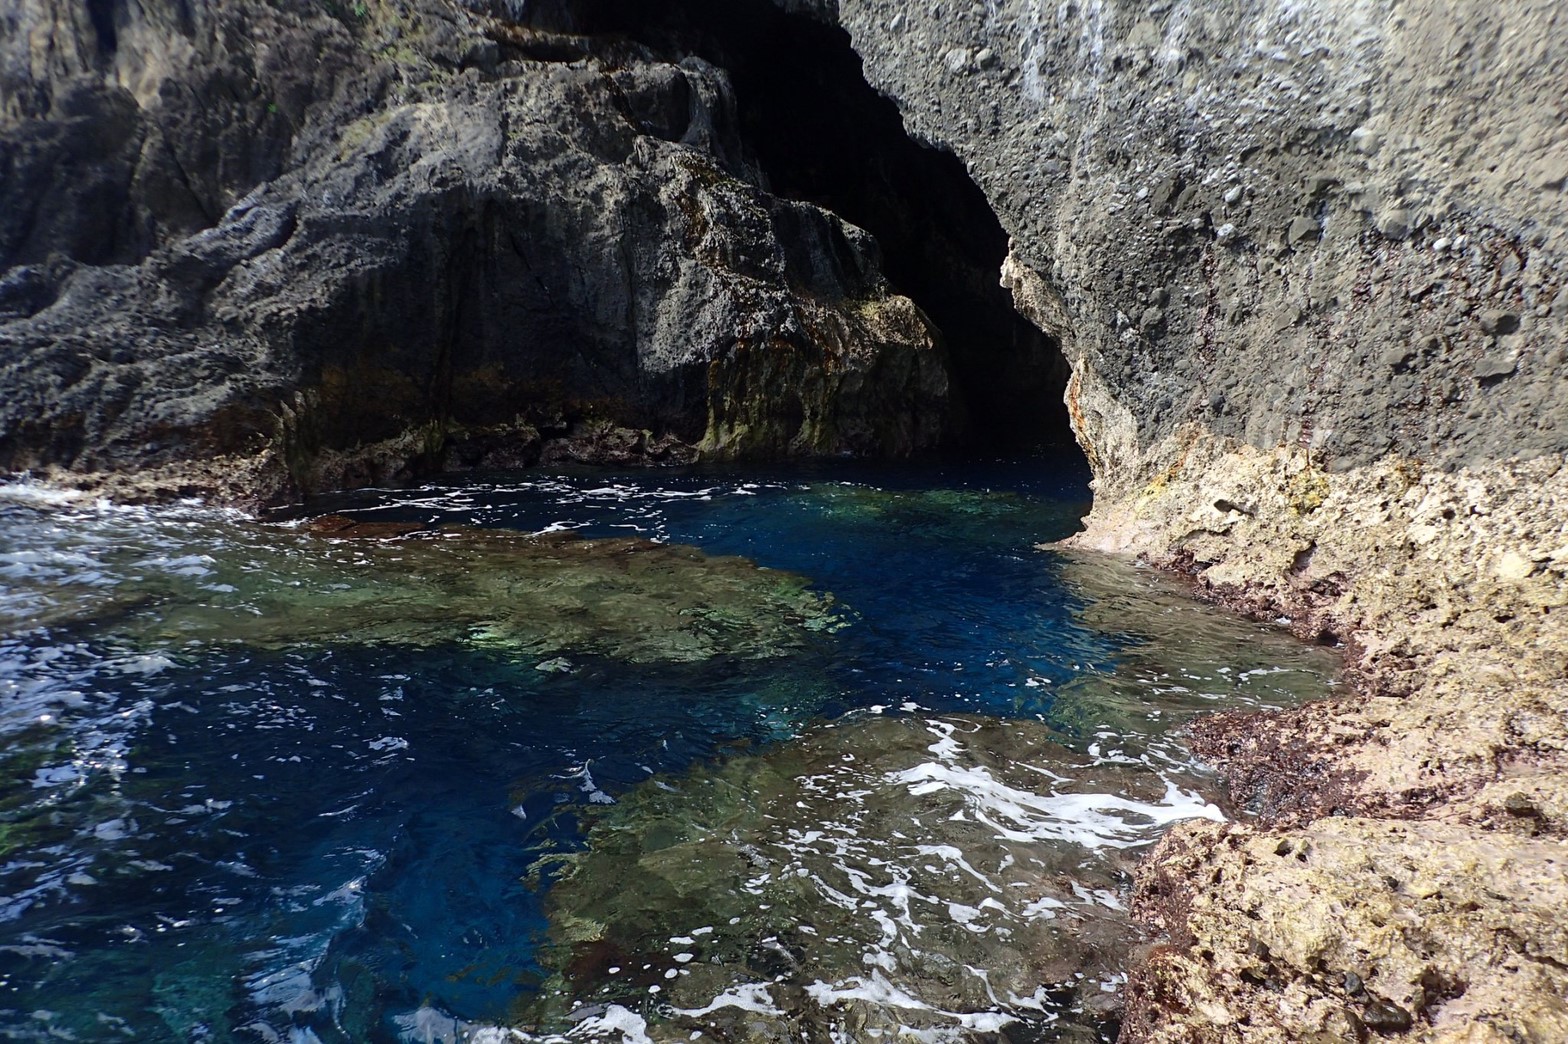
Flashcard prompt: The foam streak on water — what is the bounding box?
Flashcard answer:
[0,461,1338,1042]
[521,711,1234,1041]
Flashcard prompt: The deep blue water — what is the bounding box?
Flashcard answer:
[0,459,1337,1041]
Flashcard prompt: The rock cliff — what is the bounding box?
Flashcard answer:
[0,0,1001,500]
[814,0,1568,1039]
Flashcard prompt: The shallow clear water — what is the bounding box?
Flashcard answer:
[0,459,1338,1042]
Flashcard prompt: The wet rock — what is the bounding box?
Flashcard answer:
[537,422,698,469]
[699,295,953,459]
[0,0,959,497]
[527,713,1223,1041]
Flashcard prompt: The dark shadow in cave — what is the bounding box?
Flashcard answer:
[514,0,1080,456]
[704,6,1076,455]
[85,0,119,56]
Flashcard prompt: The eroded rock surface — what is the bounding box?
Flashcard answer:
[828,0,1567,483]
[1052,446,1568,1042]
[811,0,1568,1039]
[1130,819,1568,1043]
[0,0,958,500]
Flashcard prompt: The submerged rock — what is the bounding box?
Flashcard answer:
[0,500,845,665]
[1044,549,1343,753]
[522,713,1228,1041]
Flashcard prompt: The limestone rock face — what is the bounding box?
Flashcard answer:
[1129,819,1568,1043]
[827,0,1568,493]
[814,1,1568,1039]
[0,0,956,499]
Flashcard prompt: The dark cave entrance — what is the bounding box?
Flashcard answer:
[711,5,1077,455]
[520,0,1079,457]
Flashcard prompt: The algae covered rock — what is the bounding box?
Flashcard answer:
[0,498,846,665]
[141,527,846,665]
[521,713,1228,1041]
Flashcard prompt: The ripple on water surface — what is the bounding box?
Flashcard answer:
[0,462,1338,1042]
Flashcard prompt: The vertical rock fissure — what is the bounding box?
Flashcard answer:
[85,0,119,56]
[710,3,1079,454]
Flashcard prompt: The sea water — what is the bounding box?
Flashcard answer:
[0,459,1338,1042]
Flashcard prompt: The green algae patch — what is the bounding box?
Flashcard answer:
[0,503,847,666]
[141,528,845,665]
[520,713,1228,1041]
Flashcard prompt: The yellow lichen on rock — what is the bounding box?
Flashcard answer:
[1128,819,1568,1043]
[1063,433,1568,1041]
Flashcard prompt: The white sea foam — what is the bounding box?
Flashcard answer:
[891,720,1223,851]
[670,982,782,1017]
[805,972,1018,1032]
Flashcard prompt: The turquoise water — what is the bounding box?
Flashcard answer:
[0,460,1338,1042]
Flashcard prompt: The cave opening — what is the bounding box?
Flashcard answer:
[520,0,1080,459]
[698,5,1076,456]
[717,8,1077,456]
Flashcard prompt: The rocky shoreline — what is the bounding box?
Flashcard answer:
[24,434,1566,1040]
[827,0,1568,1035]
[1063,438,1568,1041]
[5,0,1567,1039]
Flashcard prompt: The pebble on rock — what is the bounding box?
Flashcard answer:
[1377,209,1411,239]
[1478,310,1521,336]
[1287,216,1320,245]
[1474,354,1517,380]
